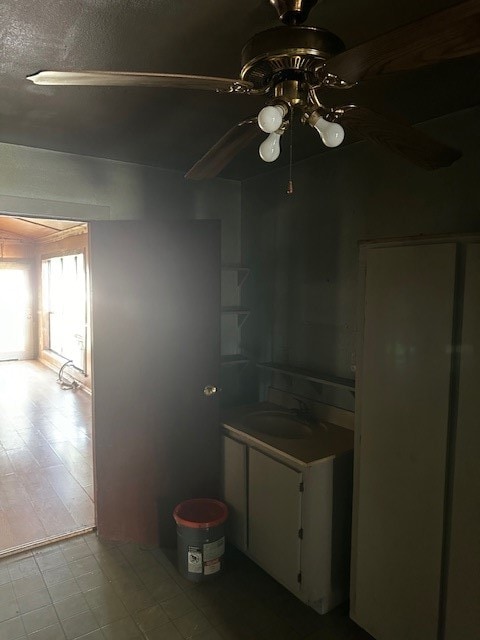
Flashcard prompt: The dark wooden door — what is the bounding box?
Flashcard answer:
[89,219,220,546]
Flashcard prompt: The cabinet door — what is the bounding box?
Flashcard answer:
[249,448,302,594]
[222,436,247,551]
[352,243,457,640]
[444,243,480,640]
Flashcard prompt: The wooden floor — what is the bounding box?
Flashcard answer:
[0,360,94,554]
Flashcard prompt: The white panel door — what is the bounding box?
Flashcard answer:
[249,448,302,594]
[352,243,457,640]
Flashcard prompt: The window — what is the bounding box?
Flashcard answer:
[42,253,87,371]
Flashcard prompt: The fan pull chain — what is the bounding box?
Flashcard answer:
[287,110,294,195]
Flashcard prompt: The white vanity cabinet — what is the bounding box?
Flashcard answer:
[221,417,353,614]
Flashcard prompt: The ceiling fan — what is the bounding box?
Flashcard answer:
[27,0,480,179]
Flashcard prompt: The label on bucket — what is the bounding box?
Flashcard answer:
[203,537,225,562]
[204,559,221,575]
[187,546,202,574]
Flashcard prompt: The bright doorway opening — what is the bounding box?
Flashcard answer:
[0,215,94,556]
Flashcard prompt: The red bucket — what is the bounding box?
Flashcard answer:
[173,498,228,581]
[173,498,228,529]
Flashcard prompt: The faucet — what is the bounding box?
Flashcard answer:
[291,398,315,424]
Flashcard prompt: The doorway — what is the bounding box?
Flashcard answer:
[1,214,221,553]
[0,262,34,361]
[0,215,94,555]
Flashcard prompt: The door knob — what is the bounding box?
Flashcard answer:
[203,385,218,397]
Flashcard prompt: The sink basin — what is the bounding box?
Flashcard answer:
[242,410,313,439]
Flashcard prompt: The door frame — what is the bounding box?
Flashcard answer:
[0,212,96,556]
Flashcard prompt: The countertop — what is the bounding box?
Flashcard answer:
[221,401,354,467]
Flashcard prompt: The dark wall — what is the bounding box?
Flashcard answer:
[241,106,480,408]
[0,142,241,248]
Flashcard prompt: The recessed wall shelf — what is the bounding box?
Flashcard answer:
[220,264,251,405]
[221,354,250,368]
[256,362,355,392]
[221,307,250,328]
[221,264,250,287]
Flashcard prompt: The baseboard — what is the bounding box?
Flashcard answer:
[0,526,96,559]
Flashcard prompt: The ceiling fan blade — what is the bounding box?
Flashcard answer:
[334,105,461,169]
[26,71,253,93]
[186,118,262,180]
[324,0,480,84]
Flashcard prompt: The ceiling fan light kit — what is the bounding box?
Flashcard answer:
[26,0,480,179]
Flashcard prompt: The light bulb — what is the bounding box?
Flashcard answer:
[321,122,344,147]
[259,132,281,162]
[313,116,345,148]
[257,105,284,133]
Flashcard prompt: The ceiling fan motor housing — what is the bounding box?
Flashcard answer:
[240,26,345,96]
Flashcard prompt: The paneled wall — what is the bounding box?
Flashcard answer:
[0,237,35,261]
[240,106,480,408]
[0,142,241,228]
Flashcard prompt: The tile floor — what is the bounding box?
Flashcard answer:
[0,532,374,640]
[0,362,374,639]
[0,360,94,553]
